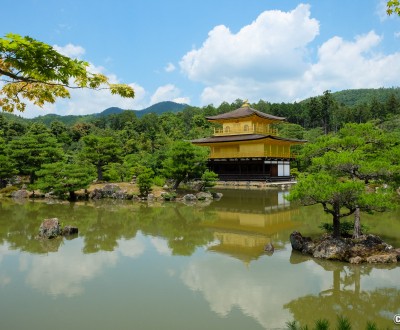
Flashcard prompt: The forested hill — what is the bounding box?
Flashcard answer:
[327,88,400,106]
[23,101,188,126]
[1,87,400,130]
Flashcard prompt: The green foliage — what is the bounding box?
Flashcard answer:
[34,161,96,200]
[314,319,329,330]
[79,134,122,181]
[0,185,18,195]
[0,33,134,113]
[162,141,208,189]
[137,168,154,196]
[153,176,166,187]
[292,122,399,237]
[336,315,352,330]
[387,0,400,15]
[200,170,218,191]
[161,192,177,201]
[319,220,369,236]
[8,126,64,183]
[286,316,378,330]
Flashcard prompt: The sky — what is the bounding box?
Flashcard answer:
[1,0,400,118]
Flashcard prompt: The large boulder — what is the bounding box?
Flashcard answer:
[289,231,314,254]
[89,184,130,199]
[183,194,197,201]
[290,231,398,264]
[39,218,61,239]
[11,189,29,199]
[312,237,350,260]
[196,191,213,201]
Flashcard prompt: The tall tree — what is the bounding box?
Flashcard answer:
[34,161,96,200]
[0,33,134,113]
[79,134,122,181]
[0,136,17,187]
[8,124,63,183]
[293,123,398,238]
[162,141,208,189]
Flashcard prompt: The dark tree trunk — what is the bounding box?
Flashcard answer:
[173,177,183,190]
[332,202,341,238]
[353,207,361,239]
[97,163,103,181]
[69,190,77,201]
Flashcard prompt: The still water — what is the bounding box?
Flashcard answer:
[0,189,399,330]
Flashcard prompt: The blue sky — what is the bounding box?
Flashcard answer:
[1,0,400,117]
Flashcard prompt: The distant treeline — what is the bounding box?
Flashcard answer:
[0,87,399,196]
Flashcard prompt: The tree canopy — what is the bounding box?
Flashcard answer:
[387,0,400,15]
[0,33,134,113]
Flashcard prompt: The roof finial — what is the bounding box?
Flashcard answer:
[242,99,250,108]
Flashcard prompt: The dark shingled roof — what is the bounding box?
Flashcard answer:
[206,107,286,122]
[191,134,306,144]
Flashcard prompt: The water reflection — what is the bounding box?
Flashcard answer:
[285,252,400,328]
[0,190,399,329]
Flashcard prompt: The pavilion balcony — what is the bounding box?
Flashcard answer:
[209,150,295,159]
[213,126,277,136]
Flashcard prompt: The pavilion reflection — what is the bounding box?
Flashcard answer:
[202,188,300,263]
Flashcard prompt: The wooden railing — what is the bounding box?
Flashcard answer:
[213,127,277,136]
[209,151,296,159]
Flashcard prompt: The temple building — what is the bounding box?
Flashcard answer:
[191,102,306,181]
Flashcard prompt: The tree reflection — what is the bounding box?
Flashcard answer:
[0,200,216,256]
[285,252,400,328]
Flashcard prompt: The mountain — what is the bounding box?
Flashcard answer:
[22,101,188,126]
[134,101,188,117]
[331,87,400,106]
[97,107,124,117]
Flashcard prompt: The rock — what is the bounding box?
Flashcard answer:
[183,194,197,201]
[366,254,398,264]
[147,193,155,200]
[289,231,399,264]
[211,192,223,200]
[349,256,363,264]
[264,243,274,255]
[62,225,78,236]
[394,248,400,261]
[89,184,130,199]
[313,237,350,261]
[11,189,29,199]
[89,188,103,199]
[196,191,213,201]
[290,231,314,254]
[39,218,61,239]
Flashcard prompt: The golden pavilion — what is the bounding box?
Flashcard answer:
[191,102,306,181]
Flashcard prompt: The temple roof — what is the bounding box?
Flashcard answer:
[191,134,306,144]
[206,106,286,122]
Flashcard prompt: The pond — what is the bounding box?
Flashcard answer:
[0,189,399,330]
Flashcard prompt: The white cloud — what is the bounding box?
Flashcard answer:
[150,84,190,104]
[53,43,85,58]
[305,31,400,94]
[395,31,400,38]
[116,237,146,258]
[165,62,176,73]
[150,237,172,256]
[25,244,118,297]
[180,4,400,106]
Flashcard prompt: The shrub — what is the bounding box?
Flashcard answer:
[0,185,18,196]
[319,220,368,236]
[153,176,166,187]
[137,168,154,197]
